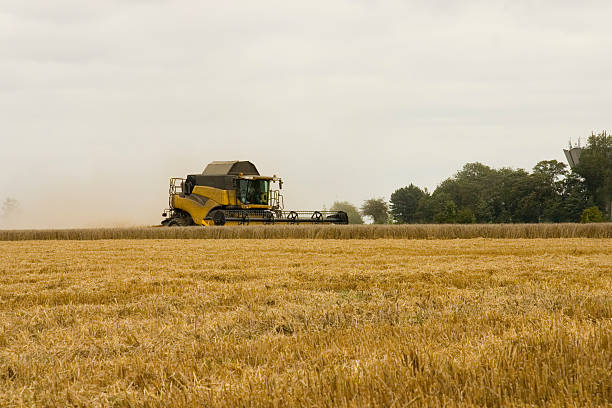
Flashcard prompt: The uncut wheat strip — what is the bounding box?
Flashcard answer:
[0,223,611,241]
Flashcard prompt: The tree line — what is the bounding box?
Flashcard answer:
[332,132,611,224]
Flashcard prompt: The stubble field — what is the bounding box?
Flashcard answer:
[0,238,610,407]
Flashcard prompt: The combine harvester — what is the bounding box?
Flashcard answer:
[161,161,348,226]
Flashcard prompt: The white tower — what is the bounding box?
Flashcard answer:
[563,147,582,168]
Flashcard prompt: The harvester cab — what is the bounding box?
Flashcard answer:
[161,161,348,226]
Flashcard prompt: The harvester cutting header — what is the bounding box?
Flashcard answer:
[161,161,348,226]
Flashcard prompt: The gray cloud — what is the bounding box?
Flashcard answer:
[0,0,610,227]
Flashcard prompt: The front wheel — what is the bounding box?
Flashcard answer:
[211,210,226,226]
[167,216,193,227]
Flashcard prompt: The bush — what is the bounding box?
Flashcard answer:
[580,206,605,223]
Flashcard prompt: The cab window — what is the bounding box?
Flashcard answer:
[237,180,269,205]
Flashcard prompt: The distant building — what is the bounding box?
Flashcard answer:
[564,139,611,220]
[563,147,582,168]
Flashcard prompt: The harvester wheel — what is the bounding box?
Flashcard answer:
[311,211,322,222]
[167,216,193,227]
[212,210,226,226]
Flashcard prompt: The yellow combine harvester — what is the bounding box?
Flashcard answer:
[161,161,348,226]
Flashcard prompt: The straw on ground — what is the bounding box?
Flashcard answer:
[0,238,610,407]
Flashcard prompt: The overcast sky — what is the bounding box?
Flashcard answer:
[1,0,610,227]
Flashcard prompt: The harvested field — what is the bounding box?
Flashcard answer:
[0,238,610,407]
[1,223,611,241]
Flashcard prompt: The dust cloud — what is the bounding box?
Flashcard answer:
[0,156,188,229]
[0,155,324,229]
[0,181,164,229]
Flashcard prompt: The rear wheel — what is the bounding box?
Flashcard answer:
[167,215,193,227]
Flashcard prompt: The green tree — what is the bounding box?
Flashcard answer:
[574,131,612,219]
[559,173,594,222]
[494,167,532,223]
[434,163,536,223]
[580,206,605,223]
[390,184,426,223]
[456,208,476,224]
[433,199,457,223]
[330,201,363,224]
[532,160,568,184]
[390,152,601,224]
[361,198,389,224]
[435,162,495,215]
[528,160,568,222]
[415,195,435,223]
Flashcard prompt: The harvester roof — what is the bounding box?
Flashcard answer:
[203,161,259,176]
